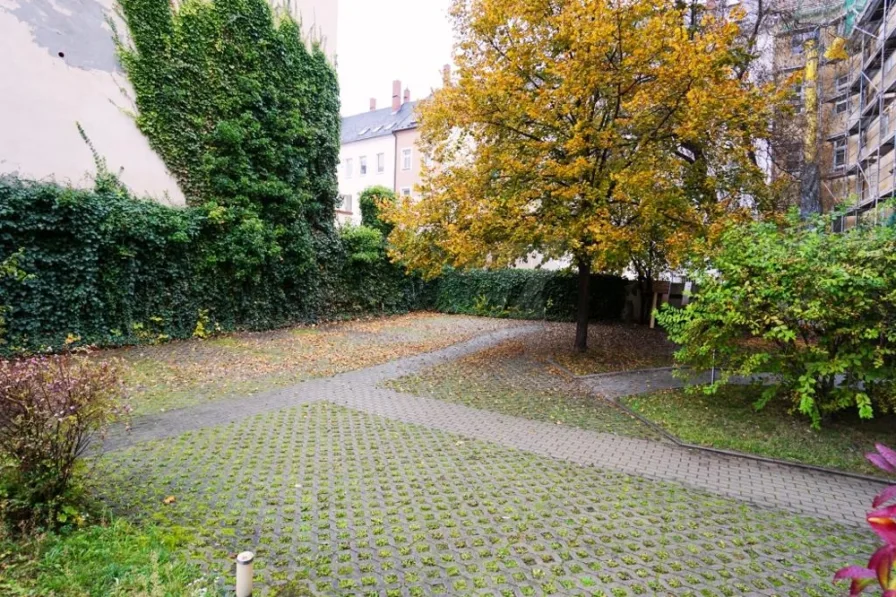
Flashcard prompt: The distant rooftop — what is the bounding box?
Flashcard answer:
[341,101,419,145]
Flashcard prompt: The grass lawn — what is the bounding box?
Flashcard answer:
[624,386,896,477]
[0,519,213,596]
[98,313,518,416]
[384,336,661,439]
[91,402,872,596]
[549,324,675,375]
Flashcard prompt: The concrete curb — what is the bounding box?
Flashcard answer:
[544,355,888,485]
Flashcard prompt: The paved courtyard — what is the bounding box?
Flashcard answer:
[96,317,886,595]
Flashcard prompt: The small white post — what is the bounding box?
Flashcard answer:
[236,551,254,597]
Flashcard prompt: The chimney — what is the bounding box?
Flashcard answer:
[392,80,401,112]
[442,64,451,86]
[369,98,376,111]
[403,87,410,104]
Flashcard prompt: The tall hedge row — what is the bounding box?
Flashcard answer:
[434,269,627,321]
[0,178,423,353]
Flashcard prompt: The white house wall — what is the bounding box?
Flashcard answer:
[337,136,396,224]
[1,0,337,205]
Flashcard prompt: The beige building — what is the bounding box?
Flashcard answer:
[393,123,424,198]
[0,0,337,204]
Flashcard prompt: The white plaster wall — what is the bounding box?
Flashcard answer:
[280,0,338,60]
[0,0,338,206]
[0,0,185,204]
[338,136,396,225]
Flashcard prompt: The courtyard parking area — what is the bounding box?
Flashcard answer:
[90,314,884,596]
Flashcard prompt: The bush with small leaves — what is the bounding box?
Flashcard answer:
[0,355,126,529]
[657,211,896,427]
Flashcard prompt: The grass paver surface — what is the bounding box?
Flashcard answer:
[384,328,663,440]
[94,402,872,596]
[625,387,896,477]
[101,314,518,416]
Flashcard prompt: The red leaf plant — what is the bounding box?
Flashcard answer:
[835,444,896,596]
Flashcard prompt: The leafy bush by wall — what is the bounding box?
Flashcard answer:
[0,178,424,353]
[434,269,627,321]
[359,186,396,236]
[657,211,896,427]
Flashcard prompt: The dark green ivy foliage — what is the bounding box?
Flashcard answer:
[435,269,627,321]
[0,0,414,351]
[0,178,428,353]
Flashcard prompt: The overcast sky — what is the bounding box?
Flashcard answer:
[336,0,455,116]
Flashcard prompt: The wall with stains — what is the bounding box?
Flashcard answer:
[0,0,338,205]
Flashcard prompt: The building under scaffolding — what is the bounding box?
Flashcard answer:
[772,0,896,225]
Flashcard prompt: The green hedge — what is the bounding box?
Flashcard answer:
[434,269,627,321]
[0,178,424,353]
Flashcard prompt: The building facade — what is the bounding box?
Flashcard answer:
[338,80,426,224]
[0,0,337,204]
[768,0,896,224]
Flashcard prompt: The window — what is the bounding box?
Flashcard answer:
[377,152,385,173]
[360,156,367,176]
[791,31,812,55]
[833,139,847,169]
[835,97,848,114]
[401,148,412,170]
[836,75,849,95]
[400,187,411,197]
[791,83,804,113]
[883,110,891,136]
[887,51,896,73]
[338,194,353,212]
[345,158,353,179]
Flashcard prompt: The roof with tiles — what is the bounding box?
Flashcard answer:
[340,100,419,145]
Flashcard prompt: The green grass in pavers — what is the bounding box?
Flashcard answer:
[93,403,872,596]
[102,313,518,416]
[0,518,214,596]
[385,338,662,440]
[625,386,896,477]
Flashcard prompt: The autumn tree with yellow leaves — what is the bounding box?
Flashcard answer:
[382,0,786,351]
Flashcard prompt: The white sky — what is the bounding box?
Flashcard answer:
[336,0,455,116]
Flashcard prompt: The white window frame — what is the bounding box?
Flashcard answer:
[835,98,848,114]
[401,148,412,171]
[345,158,353,179]
[377,152,385,173]
[359,155,367,176]
[835,75,849,95]
[833,139,847,170]
[338,194,353,213]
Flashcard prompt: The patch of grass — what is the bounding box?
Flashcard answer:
[385,339,660,439]
[624,386,896,476]
[548,324,675,375]
[0,518,214,596]
[100,313,519,416]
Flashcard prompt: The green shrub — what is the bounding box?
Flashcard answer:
[657,211,896,427]
[359,186,397,236]
[434,269,627,321]
[0,355,125,529]
[340,224,385,265]
[0,177,427,353]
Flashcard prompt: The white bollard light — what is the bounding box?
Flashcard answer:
[235,551,255,597]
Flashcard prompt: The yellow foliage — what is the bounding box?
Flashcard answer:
[382,0,786,278]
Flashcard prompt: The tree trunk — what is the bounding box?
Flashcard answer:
[639,276,654,325]
[575,259,590,353]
